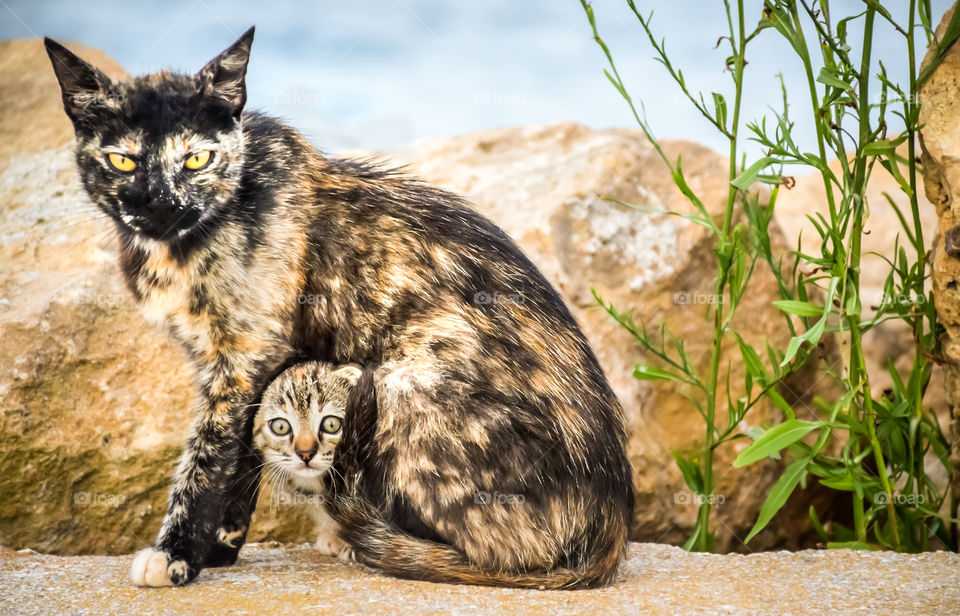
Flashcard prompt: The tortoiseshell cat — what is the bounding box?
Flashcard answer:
[45,27,634,589]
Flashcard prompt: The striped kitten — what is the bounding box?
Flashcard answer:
[252,362,361,561]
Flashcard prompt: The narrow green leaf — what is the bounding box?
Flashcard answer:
[809,506,829,543]
[820,475,856,491]
[733,332,766,381]
[772,299,823,317]
[734,420,823,467]
[673,452,704,494]
[827,541,880,551]
[781,315,826,367]
[712,92,727,130]
[681,523,702,551]
[861,139,896,156]
[731,157,776,190]
[633,364,689,383]
[744,458,808,543]
[766,389,795,420]
[816,67,854,91]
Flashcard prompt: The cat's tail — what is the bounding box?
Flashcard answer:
[334,499,628,590]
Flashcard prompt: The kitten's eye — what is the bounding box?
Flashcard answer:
[107,153,136,172]
[184,150,213,171]
[320,415,342,434]
[268,418,291,436]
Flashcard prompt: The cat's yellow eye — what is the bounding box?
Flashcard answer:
[184,150,213,171]
[320,415,342,434]
[107,153,136,172]
[269,418,291,436]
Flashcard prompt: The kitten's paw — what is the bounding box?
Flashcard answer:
[130,548,193,587]
[337,546,356,563]
[314,531,351,559]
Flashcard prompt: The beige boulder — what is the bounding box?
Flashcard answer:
[919,2,960,519]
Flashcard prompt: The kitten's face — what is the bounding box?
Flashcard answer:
[254,362,363,490]
[45,29,254,242]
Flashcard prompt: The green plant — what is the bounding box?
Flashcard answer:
[582,0,959,552]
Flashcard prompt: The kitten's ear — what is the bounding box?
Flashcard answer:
[196,26,255,117]
[44,38,114,122]
[332,364,364,389]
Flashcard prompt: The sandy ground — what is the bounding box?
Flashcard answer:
[1,542,958,616]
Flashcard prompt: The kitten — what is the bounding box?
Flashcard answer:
[252,362,360,562]
[45,28,635,589]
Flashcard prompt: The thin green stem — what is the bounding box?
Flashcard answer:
[789,2,839,226]
[846,5,901,550]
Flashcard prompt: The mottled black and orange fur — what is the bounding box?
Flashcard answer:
[45,28,634,589]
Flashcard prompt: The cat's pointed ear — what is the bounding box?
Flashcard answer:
[332,364,364,389]
[196,26,254,117]
[44,37,114,122]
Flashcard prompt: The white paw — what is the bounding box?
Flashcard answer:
[314,530,351,559]
[130,548,188,587]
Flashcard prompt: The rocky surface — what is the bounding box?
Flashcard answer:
[2,542,959,616]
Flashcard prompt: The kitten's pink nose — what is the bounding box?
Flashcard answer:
[295,445,317,464]
[294,433,318,464]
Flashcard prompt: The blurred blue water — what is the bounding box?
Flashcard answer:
[1,0,951,157]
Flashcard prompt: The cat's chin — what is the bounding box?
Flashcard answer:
[288,466,327,493]
[114,209,208,244]
[292,466,325,478]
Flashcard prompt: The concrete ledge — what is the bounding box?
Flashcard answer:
[2,543,958,615]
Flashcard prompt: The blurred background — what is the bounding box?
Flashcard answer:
[1,0,951,155]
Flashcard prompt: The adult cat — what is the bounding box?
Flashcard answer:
[45,27,634,588]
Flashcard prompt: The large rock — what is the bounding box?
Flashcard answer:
[919,2,960,523]
[2,543,958,615]
[0,39,126,171]
[0,39,822,555]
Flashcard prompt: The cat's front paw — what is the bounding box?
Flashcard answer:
[130,548,194,587]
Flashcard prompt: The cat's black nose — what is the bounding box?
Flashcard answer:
[295,447,317,464]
